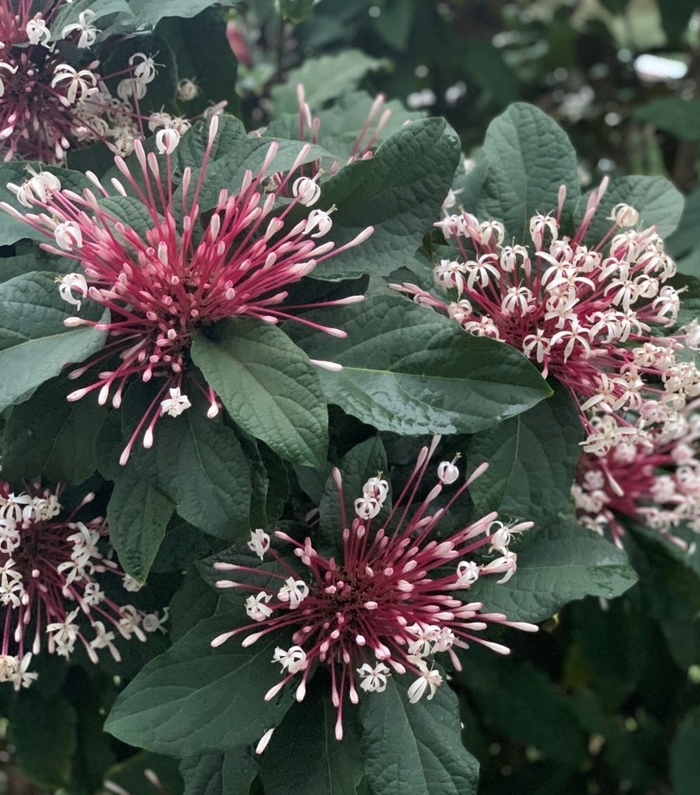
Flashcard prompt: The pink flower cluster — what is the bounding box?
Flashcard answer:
[210,437,536,741]
[393,180,700,458]
[0,0,187,162]
[2,116,373,462]
[0,482,166,690]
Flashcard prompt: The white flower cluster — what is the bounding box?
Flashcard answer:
[0,486,167,689]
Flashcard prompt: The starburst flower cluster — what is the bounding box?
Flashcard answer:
[0,482,166,691]
[0,0,177,162]
[1,116,373,462]
[574,400,700,548]
[210,437,537,740]
[392,179,700,457]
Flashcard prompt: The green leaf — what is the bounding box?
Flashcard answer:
[107,462,175,582]
[105,610,296,757]
[180,750,258,795]
[670,711,700,795]
[452,652,587,764]
[468,521,637,623]
[270,50,386,116]
[169,568,219,642]
[634,97,700,141]
[261,675,364,795]
[659,0,697,39]
[2,376,107,484]
[358,676,479,795]
[52,0,133,39]
[10,691,77,789]
[289,294,551,435]
[467,381,583,523]
[318,436,389,552]
[0,272,108,411]
[279,0,316,23]
[667,187,700,260]
[477,103,580,241]
[189,137,332,212]
[265,91,424,163]
[104,753,184,795]
[576,175,684,243]
[191,319,328,468]
[156,10,240,118]
[125,0,242,29]
[316,118,462,278]
[126,390,253,539]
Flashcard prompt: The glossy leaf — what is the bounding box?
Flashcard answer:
[105,610,295,757]
[261,675,364,795]
[290,294,551,435]
[0,273,108,411]
[180,750,258,795]
[2,377,107,484]
[467,381,583,523]
[468,521,637,623]
[477,103,580,241]
[191,319,328,468]
[316,118,462,278]
[359,676,479,795]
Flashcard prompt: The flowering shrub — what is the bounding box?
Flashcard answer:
[0,5,698,794]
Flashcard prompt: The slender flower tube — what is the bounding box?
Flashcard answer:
[210,437,537,740]
[1,116,373,462]
[0,482,166,690]
[392,183,700,456]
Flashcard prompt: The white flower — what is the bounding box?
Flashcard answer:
[57,273,88,310]
[0,61,18,99]
[354,496,381,520]
[61,10,100,48]
[245,592,273,622]
[357,662,391,692]
[610,203,639,228]
[305,209,333,238]
[9,653,38,691]
[437,460,460,485]
[142,608,169,633]
[26,16,51,46]
[455,560,479,588]
[407,623,439,657]
[177,78,199,101]
[272,645,307,674]
[51,64,98,106]
[156,128,180,155]
[129,53,158,84]
[53,221,83,250]
[362,476,389,503]
[277,577,309,609]
[292,177,321,207]
[160,387,191,417]
[47,610,80,657]
[122,574,143,593]
[407,668,443,703]
[247,528,271,560]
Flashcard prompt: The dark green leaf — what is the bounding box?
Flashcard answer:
[105,610,296,756]
[576,176,684,243]
[103,753,184,795]
[169,568,219,642]
[270,51,386,116]
[317,118,462,278]
[468,521,637,623]
[477,103,579,241]
[290,294,551,435]
[670,710,700,795]
[126,391,253,540]
[181,750,259,795]
[0,273,108,411]
[261,675,364,795]
[125,0,242,29]
[107,462,175,582]
[10,691,77,789]
[191,319,328,468]
[279,0,316,23]
[467,381,583,523]
[3,377,107,484]
[659,0,698,39]
[359,676,479,795]
[634,97,700,141]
